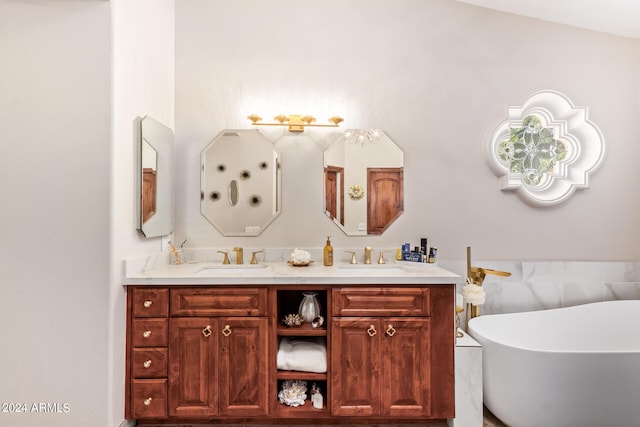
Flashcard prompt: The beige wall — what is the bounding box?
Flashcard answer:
[0,1,111,426]
[110,0,174,426]
[1,1,638,426]
[174,0,640,261]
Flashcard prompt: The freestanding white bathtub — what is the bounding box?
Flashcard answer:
[468,300,640,427]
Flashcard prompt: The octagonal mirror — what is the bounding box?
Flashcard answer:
[201,129,281,236]
[324,129,404,235]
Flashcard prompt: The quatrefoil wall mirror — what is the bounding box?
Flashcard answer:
[488,90,605,206]
[201,129,281,236]
[324,129,404,235]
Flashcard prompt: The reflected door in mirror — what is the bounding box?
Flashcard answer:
[142,168,157,223]
[325,166,344,226]
[367,168,403,234]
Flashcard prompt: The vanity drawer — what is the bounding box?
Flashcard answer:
[132,348,167,378]
[131,379,167,419]
[332,287,430,316]
[131,288,169,318]
[170,287,267,316]
[131,319,169,347]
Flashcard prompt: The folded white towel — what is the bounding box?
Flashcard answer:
[277,337,327,373]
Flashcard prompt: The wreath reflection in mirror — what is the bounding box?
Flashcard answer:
[348,184,365,201]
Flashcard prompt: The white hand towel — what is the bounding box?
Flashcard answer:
[277,337,327,373]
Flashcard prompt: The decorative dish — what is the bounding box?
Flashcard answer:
[287,260,314,267]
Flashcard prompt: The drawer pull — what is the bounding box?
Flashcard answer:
[143,397,152,406]
[202,325,212,338]
[143,300,153,308]
[142,330,152,338]
[222,324,232,337]
[143,360,152,369]
[367,324,377,337]
[386,324,396,337]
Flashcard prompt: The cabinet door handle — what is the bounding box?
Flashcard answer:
[202,325,212,338]
[143,300,153,308]
[143,398,153,406]
[222,324,232,337]
[142,330,152,338]
[143,360,152,369]
[386,324,396,337]
[367,324,377,337]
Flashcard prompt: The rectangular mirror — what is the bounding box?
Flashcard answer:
[137,116,175,238]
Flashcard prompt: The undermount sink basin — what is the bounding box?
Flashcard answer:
[196,264,269,275]
[336,264,408,275]
[339,263,402,269]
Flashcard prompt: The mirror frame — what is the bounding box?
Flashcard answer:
[137,116,175,238]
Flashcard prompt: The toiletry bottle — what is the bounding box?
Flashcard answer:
[323,236,333,266]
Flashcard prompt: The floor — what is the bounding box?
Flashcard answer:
[483,406,508,427]
[141,408,508,427]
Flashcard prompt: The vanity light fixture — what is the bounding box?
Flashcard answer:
[247,114,343,132]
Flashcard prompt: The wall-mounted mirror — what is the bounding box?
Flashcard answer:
[137,116,175,238]
[324,130,403,235]
[201,129,281,236]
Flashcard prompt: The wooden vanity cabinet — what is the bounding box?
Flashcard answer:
[126,287,268,421]
[168,288,269,418]
[126,288,169,419]
[331,286,454,419]
[168,316,268,418]
[126,283,454,424]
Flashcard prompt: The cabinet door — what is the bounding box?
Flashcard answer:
[218,317,269,417]
[168,318,218,418]
[380,317,430,417]
[331,318,381,416]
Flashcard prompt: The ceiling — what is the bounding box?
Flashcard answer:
[455,0,640,39]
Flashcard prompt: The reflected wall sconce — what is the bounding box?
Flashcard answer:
[344,129,379,145]
[248,114,343,132]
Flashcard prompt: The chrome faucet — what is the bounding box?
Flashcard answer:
[232,247,244,264]
[364,247,372,264]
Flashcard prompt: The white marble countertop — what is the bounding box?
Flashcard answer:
[123,248,460,286]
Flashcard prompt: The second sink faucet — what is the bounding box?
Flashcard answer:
[232,247,243,264]
[364,246,373,264]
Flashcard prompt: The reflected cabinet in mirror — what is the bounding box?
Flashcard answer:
[324,130,403,235]
[201,129,281,236]
[137,116,175,238]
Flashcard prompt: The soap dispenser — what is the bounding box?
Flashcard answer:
[323,236,333,266]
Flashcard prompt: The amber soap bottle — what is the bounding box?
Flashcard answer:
[323,236,333,266]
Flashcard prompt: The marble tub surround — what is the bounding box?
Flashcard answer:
[439,260,640,316]
[448,330,483,427]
